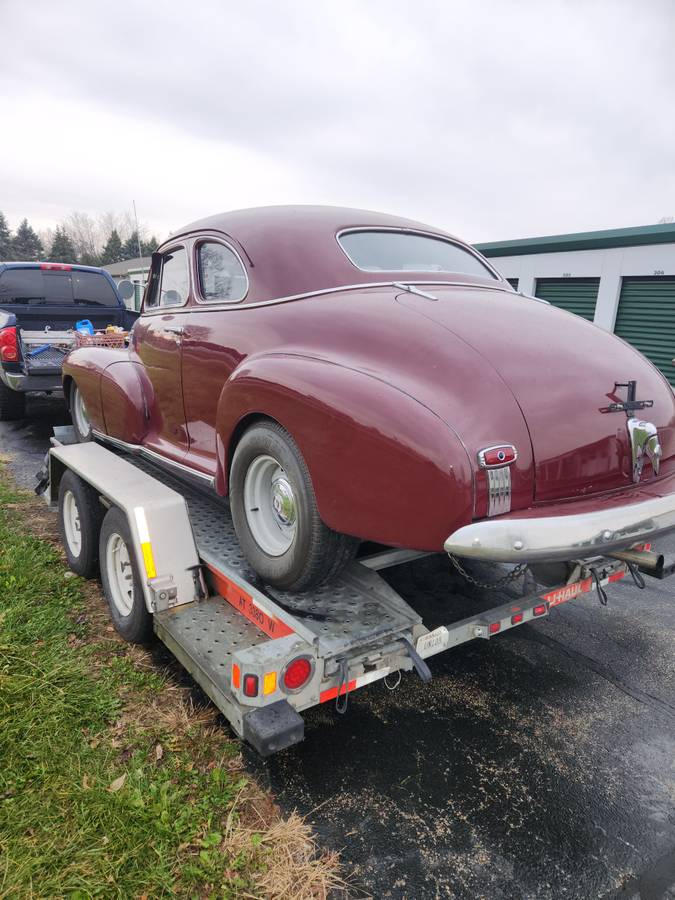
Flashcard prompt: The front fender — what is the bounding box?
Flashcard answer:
[216,354,473,551]
[63,348,149,443]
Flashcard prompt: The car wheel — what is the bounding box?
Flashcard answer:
[58,470,104,578]
[229,421,359,591]
[70,382,92,442]
[99,506,153,643]
[0,381,26,421]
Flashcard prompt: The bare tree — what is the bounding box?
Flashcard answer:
[63,211,100,263]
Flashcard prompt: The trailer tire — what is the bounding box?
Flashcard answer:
[99,506,152,643]
[229,421,358,591]
[70,382,92,442]
[0,381,25,421]
[58,469,104,578]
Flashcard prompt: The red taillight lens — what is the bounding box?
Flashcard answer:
[243,674,258,697]
[533,604,547,617]
[478,445,517,468]
[489,621,501,635]
[40,262,72,271]
[511,612,524,625]
[0,327,18,362]
[283,657,312,692]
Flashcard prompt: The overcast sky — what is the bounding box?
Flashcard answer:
[1,0,674,244]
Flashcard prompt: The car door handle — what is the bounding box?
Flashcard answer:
[163,325,184,335]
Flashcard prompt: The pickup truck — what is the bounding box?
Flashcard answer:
[0,261,137,420]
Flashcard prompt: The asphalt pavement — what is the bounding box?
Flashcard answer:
[3,396,674,899]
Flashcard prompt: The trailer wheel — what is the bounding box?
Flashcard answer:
[99,506,152,643]
[58,470,104,578]
[230,421,358,591]
[70,382,92,442]
[0,381,25,421]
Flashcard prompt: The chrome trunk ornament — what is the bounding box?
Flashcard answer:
[627,417,661,483]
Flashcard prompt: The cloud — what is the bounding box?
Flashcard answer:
[1,0,674,242]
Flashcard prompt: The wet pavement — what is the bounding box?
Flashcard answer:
[2,397,675,899]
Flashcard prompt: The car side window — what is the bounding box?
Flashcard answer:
[146,247,189,310]
[197,241,248,303]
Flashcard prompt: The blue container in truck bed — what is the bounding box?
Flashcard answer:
[0,261,138,420]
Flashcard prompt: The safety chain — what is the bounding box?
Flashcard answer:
[448,554,529,591]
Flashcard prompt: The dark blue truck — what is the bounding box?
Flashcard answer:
[0,262,137,420]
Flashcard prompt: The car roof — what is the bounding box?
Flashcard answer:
[165,205,500,303]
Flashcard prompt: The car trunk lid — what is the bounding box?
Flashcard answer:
[396,286,675,503]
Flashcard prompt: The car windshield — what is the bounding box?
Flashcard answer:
[338,230,497,278]
[0,268,120,306]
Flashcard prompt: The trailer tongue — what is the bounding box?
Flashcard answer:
[44,432,672,756]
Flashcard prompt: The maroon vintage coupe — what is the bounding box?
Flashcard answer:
[63,206,675,590]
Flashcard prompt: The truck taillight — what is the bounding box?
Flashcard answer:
[0,326,18,362]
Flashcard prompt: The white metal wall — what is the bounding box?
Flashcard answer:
[491,243,675,332]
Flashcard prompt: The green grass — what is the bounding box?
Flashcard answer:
[0,475,265,899]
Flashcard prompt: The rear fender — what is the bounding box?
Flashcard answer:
[215,354,473,551]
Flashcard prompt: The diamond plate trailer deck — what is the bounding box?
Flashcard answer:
[46,434,664,755]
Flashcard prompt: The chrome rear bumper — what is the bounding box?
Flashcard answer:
[444,492,675,563]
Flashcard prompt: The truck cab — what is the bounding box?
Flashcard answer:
[0,261,137,420]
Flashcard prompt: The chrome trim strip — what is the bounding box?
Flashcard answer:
[335,225,503,281]
[140,280,514,316]
[92,430,216,488]
[444,492,675,563]
[486,467,511,517]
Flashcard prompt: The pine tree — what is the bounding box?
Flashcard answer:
[122,230,143,260]
[100,229,124,265]
[11,219,43,261]
[48,226,77,263]
[0,212,12,260]
[141,235,159,256]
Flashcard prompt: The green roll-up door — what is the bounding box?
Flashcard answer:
[534,278,599,320]
[614,277,675,385]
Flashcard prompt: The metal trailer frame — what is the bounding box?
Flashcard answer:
[46,432,669,756]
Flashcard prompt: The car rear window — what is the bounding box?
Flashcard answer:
[338,230,497,278]
[0,268,120,307]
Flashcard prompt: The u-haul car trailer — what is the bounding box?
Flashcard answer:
[43,429,675,756]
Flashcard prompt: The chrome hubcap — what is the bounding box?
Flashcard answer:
[244,455,297,556]
[106,532,134,616]
[62,490,82,556]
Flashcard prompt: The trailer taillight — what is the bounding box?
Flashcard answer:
[489,621,501,634]
[243,674,259,697]
[282,656,313,692]
[511,612,524,625]
[533,604,547,617]
[0,326,18,362]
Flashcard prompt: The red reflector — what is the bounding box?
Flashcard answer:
[479,445,517,468]
[283,657,312,691]
[243,674,258,697]
[0,326,18,362]
[533,604,547,617]
[489,621,501,634]
[40,263,72,271]
[511,612,524,625]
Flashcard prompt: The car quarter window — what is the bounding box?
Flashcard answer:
[338,230,497,278]
[146,247,189,310]
[197,241,248,302]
